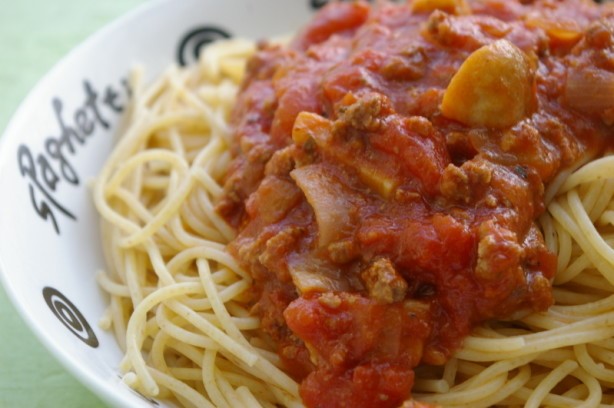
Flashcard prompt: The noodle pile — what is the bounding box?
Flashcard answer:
[95,38,614,407]
[94,39,301,408]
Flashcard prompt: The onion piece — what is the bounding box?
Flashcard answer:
[525,16,582,47]
[287,255,351,294]
[564,67,614,123]
[291,164,357,247]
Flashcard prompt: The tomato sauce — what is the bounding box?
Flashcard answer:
[218,1,614,407]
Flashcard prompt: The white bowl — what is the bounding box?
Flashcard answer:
[0,0,317,406]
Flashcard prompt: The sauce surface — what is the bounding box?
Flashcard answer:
[218,1,614,407]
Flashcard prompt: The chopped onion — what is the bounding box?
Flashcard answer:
[564,67,614,119]
[525,15,582,46]
[287,255,351,294]
[291,164,356,247]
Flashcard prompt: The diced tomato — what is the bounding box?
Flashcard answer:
[284,293,431,408]
[292,2,370,50]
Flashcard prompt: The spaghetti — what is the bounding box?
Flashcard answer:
[94,39,302,408]
[94,1,614,407]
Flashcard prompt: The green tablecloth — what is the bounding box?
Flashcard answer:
[0,1,144,406]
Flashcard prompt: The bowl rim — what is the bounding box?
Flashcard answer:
[0,0,173,406]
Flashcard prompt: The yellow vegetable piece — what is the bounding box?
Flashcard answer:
[441,40,536,129]
[411,0,470,15]
[292,111,332,146]
[525,17,583,48]
[547,28,582,45]
[356,164,399,199]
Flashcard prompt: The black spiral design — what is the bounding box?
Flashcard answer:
[176,26,232,66]
[310,0,329,9]
[42,287,99,348]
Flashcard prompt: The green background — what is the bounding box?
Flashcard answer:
[0,1,144,406]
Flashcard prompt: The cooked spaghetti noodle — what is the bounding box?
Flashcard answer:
[94,39,302,408]
[94,3,614,408]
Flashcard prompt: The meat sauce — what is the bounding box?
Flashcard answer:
[217,1,614,407]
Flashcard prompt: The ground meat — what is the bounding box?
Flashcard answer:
[361,258,409,304]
